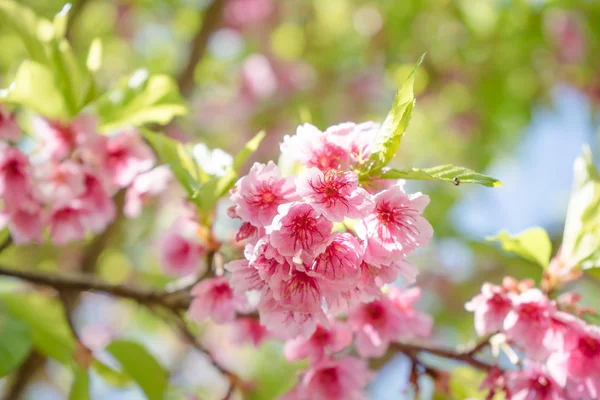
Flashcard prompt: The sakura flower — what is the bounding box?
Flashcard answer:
[347,295,405,357]
[3,198,44,244]
[31,115,97,161]
[159,218,206,276]
[326,121,379,166]
[270,202,333,257]
[284,320,352,362]
[308,232,362,285]
[282,357,372,400]
[124,166,171,218]
[34,160,86,207]
[231,161,297,227]
[296,168,374,222]
[360,185,433,265]
[504,289,555,358]
[192,143,232,177]
[465,283,513,336]
[77,171,116,233]
[259,293,328,338]
[225,258,268,295]
[49,204,86,245]
[280,123,349,171]
[104,130,155,188]
[189,277,245,324]
[230,317,271,346]
[271,269,326,313]
[0,144,32,208]
[0,106,20,142]
[388,287,433,338]
[505,365,565,400]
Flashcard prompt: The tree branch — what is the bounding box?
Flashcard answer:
[177,0,227,97]
[390,341,494,372]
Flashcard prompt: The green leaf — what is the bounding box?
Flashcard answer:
[95,70,187,131]
[0,292,74,364]
[380,165,503,187]
[233,130,266,171]
[0,0,49,64]
[487,227,552,268]
[69,367,91,400]
[0,61,69,119]
[142,128,201,197]
[366,54,424,174]
[106,340,168,400]
[561,145,600,270]
[86,38,103,72]
[92,359,132,388]
[53,4,71,39]
[0,307,32,377]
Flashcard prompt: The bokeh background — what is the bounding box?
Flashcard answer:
[1,0,600,399]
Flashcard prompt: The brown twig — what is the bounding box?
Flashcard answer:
[176,0,227,97]
[390,341,494,372]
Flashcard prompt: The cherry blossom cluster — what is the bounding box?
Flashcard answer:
[0,105,168,245]
[187,122,435,399]
[466,277,600,399]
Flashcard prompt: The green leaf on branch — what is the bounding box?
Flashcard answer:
[69,367,91,400]
[561,145,600,271]
[365,54,424,174]
[0,0,49,64]
[95,70,187,132]
[380,165,503,187]
[142,128,201,197]
[106,340,168,400]
[92,359,132,388]
[487,227,552,268]
[0,307,32,378]
[0,292,74,364]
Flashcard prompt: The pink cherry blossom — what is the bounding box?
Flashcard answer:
[284,320,352,362]
[35,160,86,207]
[271,269,326,313]
[388,286,433,338]
[159,219,206,277]
[231,161,297,227]
[465,283,513,336]
[189,277,245,324]
[230,317,271,346]
[49,204,86,245]
[280,124,350,171]
[361,185,433,265]
[505,365,566,400]
[504,289,555,359]
[225,258,269,295]
[31,115,97,161]
[104,130,155,188]
[124,166,171,218]
[307,232,362,285]
[0,106,20,142]
[258,294,327,338]
[296,168,374,222]
[282,357,372,400]
[3,198,44,244]
[270,202,333,257]
[0,144,32,208]
[77,171,116,233]
[326,121,379,166]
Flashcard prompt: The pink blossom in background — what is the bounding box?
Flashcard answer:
[505,365,565,400]
[104,130,155,188]
[159,218,206,277]
[77,171,116,233]
[34,160,86,207]
[31,115,98,161]
[361,185,433,265]
[296,168,374,222]
[189,277,245,324]
[241,54,278,100]
[465,283,513,336]
[48,204,86,245]
[280,124,350,171]
[282,357,372,400]
[124,165,172,218]
[284,320,352,362]
[3,198,44,244]
[224,0,274,29]
[230,317,271,346]
[503,288,555,359]
[231,161,298,227]
[270,202,333,257]
[388,287,433,338]
[0,105,20,142]
[0,144,32,208]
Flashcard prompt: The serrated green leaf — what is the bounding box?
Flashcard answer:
[92,359,132,388]
[106,340,168,400]
[487,227,552,268]
[380,164,503,187]
[0,292,74,364]
[562,145,600,270]
[142,128,200,197]
[95,71,187,131]
[366,54,424,173]
[0,307,32,377]
[69,367,91,400]
[0,61,69,119]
